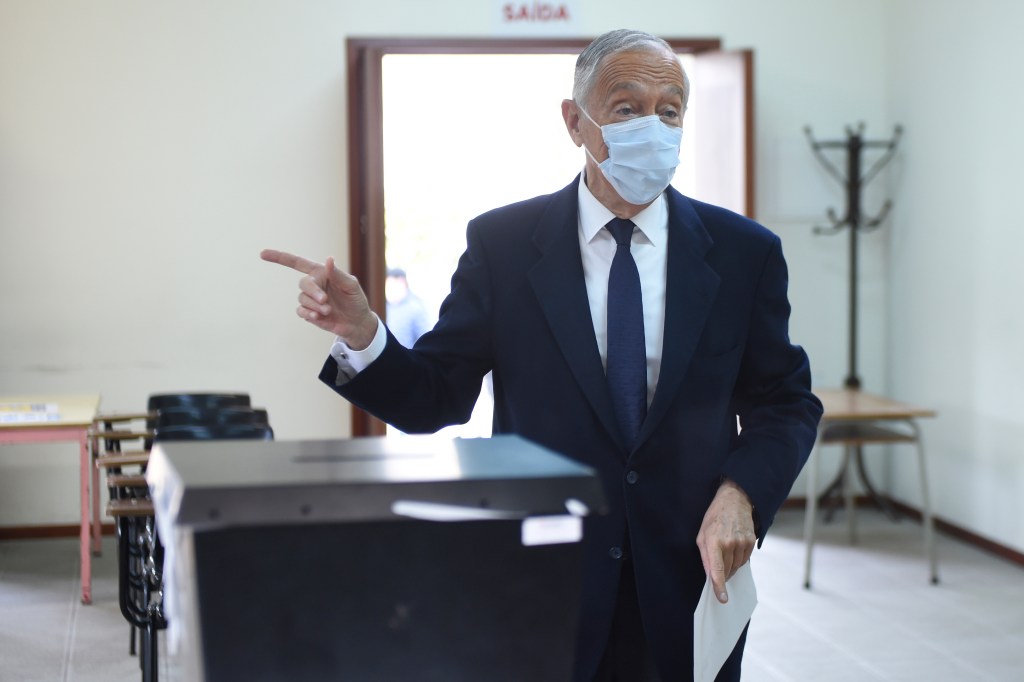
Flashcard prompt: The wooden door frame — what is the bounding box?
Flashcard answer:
[346,37,727,437]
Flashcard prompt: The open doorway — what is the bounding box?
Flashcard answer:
[347,38,753,437]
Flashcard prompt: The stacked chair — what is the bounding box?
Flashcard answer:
[91,393,272,682]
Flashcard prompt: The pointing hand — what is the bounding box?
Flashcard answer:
[260,249,378,349]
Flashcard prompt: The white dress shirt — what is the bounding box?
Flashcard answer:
[576,171,667,406]
[332,171,670,404]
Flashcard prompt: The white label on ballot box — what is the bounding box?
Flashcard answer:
[521,515,582,546]
[390,502,582,545]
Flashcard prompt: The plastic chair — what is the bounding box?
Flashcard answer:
[153,406,271,432]
[147,393,251,413]
[803,419,938,589]
[108,402,270,682]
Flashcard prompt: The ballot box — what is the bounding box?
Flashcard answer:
[147,435,606,682]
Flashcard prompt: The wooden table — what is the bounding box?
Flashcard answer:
[0,394,102,603]
[803,388,938,588]
[815,388,937,424]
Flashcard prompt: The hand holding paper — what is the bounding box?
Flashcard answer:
[696,479,757,603]
[693,561,757,682]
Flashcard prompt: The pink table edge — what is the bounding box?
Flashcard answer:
[1,400,101,605]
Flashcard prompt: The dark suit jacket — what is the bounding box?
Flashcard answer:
[320,176,822,680]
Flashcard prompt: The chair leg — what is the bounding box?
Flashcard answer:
[140,630,150,681]
[141,621,159,682]
[129,624,136,656]
[911,421,939,584]
[803,429,824,589]
[148,621,160,682]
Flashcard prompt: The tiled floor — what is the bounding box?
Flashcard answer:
[1,508,1022,681]
[745,509,1024,681]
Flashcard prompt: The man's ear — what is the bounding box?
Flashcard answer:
[561,99,584,147]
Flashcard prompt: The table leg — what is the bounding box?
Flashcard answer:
[79,430,92,604]
[852,447,899,520]
[818,462,846,522]
[803,427,824,589]
[910,421,939,584]
[818,444,899,522]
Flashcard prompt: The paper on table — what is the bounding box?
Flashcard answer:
[0,402,61,424]
[693,561,757,682]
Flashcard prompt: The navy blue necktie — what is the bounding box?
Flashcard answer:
[605,217,647,447]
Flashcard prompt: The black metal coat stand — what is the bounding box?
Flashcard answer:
[805,122,902,517]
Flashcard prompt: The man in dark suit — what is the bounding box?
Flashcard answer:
[263,29,821,681]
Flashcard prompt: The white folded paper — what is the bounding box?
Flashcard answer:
[693,561,757,682]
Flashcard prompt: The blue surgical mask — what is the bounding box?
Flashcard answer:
[579,106,683,205]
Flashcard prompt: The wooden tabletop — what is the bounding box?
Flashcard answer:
[815,388,936,421]
[0,394,101,429]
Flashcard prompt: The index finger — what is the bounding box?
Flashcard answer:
[260,249,318,275]
[711,562,729,604]
[701,541,730,604]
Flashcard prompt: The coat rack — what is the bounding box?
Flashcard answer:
[804,122,902,390]
[806,123,903,521]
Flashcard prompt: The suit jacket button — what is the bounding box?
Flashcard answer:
[626,470,639,485]
[609,546,623,560]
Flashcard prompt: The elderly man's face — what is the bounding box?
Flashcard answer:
[562,48,686,215]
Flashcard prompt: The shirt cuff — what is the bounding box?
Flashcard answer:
[329,314,386,379]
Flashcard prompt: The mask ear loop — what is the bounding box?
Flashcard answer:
[576,103,599,129]
[575,103,606,167]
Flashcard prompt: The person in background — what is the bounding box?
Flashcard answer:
[262,28,821,682]
[384,267,430,348]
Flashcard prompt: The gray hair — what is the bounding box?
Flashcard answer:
[572,29,689,111]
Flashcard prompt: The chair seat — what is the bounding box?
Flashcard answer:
[107,498,155,517]
[89,429,154,441]
[93,412,156,424]
[97,451,150,468]
[108,473,148,489]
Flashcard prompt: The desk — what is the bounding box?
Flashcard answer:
[803,388,938,588]
[0,394,102,603]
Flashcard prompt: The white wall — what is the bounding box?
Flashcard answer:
[0,0,945,540]
[0,0,355,523]
[884,0,1024,551]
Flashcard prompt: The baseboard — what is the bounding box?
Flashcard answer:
[0,523,116,541]
[785,496,1024,569]
[6,503,1023,571]
[781,494,891,512]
